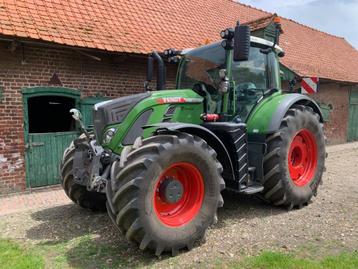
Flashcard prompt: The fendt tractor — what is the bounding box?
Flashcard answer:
[60,19,325,256]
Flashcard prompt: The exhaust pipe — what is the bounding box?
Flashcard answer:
[145,51,166,91]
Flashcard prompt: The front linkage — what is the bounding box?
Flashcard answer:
[72,136,110,192]
[60,110,109,211]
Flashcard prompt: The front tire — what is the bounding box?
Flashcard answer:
[106,133,225,256]
[60,137,106,211]
[263,105,326,209]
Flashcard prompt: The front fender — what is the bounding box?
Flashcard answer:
[144,122,235,182]
[246,93,323,134]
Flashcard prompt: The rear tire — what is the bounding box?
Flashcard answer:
[60,137,106,211]
[263,105,325,209]
[106,132,225,256]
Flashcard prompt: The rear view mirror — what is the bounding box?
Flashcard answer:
[233,23,250,61]
[70,108,82,121]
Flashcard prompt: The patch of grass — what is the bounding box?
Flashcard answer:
[226,251,358,269]
[0,239,44,269]
[35,235,138,269]
[1,235,357,269]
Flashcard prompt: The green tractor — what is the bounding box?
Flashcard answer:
[60,20,325,256]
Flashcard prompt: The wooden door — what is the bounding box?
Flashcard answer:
[348,87,358,142]
[25,132,78,187]
[23,87,80,188]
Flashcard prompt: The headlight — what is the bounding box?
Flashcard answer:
[102,128,117,144]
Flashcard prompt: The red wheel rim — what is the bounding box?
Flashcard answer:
[288,129,318,187]
[153,162,204,227]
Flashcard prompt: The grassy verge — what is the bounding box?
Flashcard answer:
[0,239,44,269]
[221,251,358,269]
[0,237,357,269]
[0,236,133,269]
[31,235,134,269]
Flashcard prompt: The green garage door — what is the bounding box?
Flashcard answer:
[23,87,80,188]
[348,87,358,142]
[25,131,78,187]
[23,88,110,188]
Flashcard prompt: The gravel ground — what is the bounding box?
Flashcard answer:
[0,142,357,268]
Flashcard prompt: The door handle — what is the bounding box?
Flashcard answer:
[31,142,45,147]
[25,142,45,149]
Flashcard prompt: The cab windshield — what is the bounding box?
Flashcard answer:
[177,42,280,121]
[177,43,225,91]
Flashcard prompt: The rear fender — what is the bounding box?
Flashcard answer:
[247,93,323,134]
[268,94,323,132]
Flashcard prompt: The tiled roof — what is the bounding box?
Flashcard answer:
[0,0,358,83]
[279,18,358,83]
[0,0,266,53]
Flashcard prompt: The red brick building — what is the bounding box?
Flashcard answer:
[0,0,357,193]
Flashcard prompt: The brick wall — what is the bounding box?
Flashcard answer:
[281,80,349,144]
[0,41,177,193]
[312,82,350,144]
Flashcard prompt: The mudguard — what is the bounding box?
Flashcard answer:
[144,122,235,182]
[268,94,323,132]
[247,93,323,134]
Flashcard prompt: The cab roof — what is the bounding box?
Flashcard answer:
[181,36,283,55]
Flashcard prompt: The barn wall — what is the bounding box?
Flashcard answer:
[0,41,177,193]
[312,83,349,144]
[281,80,349,144]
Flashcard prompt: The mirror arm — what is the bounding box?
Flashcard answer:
[70,108,91,139]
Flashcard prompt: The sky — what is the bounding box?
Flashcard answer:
[238,0,358,49]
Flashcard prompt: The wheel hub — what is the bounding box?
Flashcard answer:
[159,177,184,203]
[154,162,204,227]
[288,129,318,187]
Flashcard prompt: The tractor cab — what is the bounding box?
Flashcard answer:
[177,37,283,121]
[146,20,285,125]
